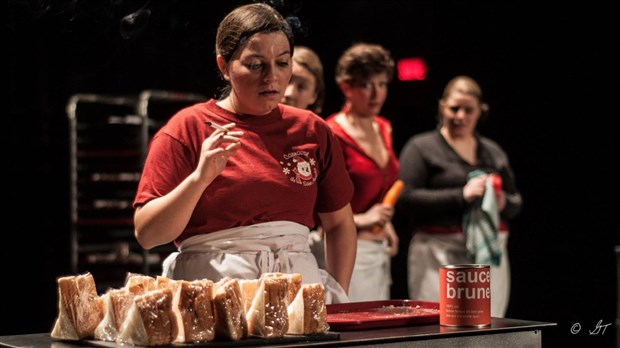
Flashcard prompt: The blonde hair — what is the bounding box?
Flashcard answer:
[439,75,490,120]
[293,46,325,114]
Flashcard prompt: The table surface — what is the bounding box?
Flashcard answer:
[0,317,557,348]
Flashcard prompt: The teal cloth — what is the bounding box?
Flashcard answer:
[463,169,502,266]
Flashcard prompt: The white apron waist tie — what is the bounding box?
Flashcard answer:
[161,220,349,304]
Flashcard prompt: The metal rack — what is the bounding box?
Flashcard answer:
[67,90,205,291]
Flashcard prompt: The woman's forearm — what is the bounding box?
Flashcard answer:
[134,172,208,249]
[320,204,357,293]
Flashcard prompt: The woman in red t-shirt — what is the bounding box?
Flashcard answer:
[132,3,356,303]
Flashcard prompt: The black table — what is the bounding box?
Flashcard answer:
[0,317,556,348]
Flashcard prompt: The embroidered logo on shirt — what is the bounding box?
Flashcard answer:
[281,151,317,186]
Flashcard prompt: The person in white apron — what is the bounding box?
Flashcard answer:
[325,43,400,302]
[132,3,357,304]
[162,221,348,304]
[396,76,522,317]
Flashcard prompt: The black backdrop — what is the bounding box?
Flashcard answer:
[7,1,618,347]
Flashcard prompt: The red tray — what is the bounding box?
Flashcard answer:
[327,300,440,331]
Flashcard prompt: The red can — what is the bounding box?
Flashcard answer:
[439,264,491,327]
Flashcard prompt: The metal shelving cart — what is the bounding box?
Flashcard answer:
[67,90,205,291]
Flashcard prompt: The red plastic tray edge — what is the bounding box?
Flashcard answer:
[326,299,440,331]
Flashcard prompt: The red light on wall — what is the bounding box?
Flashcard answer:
[397,57,427,81]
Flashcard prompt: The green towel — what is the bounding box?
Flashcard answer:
[463,169,502,266]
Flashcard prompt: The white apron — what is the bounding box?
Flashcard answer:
[348,240,391,302]
[407,231,510,317]
[162,221,349,304]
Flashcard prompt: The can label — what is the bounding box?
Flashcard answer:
[439,264,491,327]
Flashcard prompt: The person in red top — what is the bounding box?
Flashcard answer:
[132,3,356,303]
[326,42,400,301]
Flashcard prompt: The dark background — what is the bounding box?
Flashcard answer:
[6,1,618,347]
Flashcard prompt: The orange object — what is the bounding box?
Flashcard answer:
[439,264,491,327]
[490,174,502,193]
[371,179,404,233]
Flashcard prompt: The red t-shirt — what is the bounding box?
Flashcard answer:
[326,114,400,214]
[134,100,353,245]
